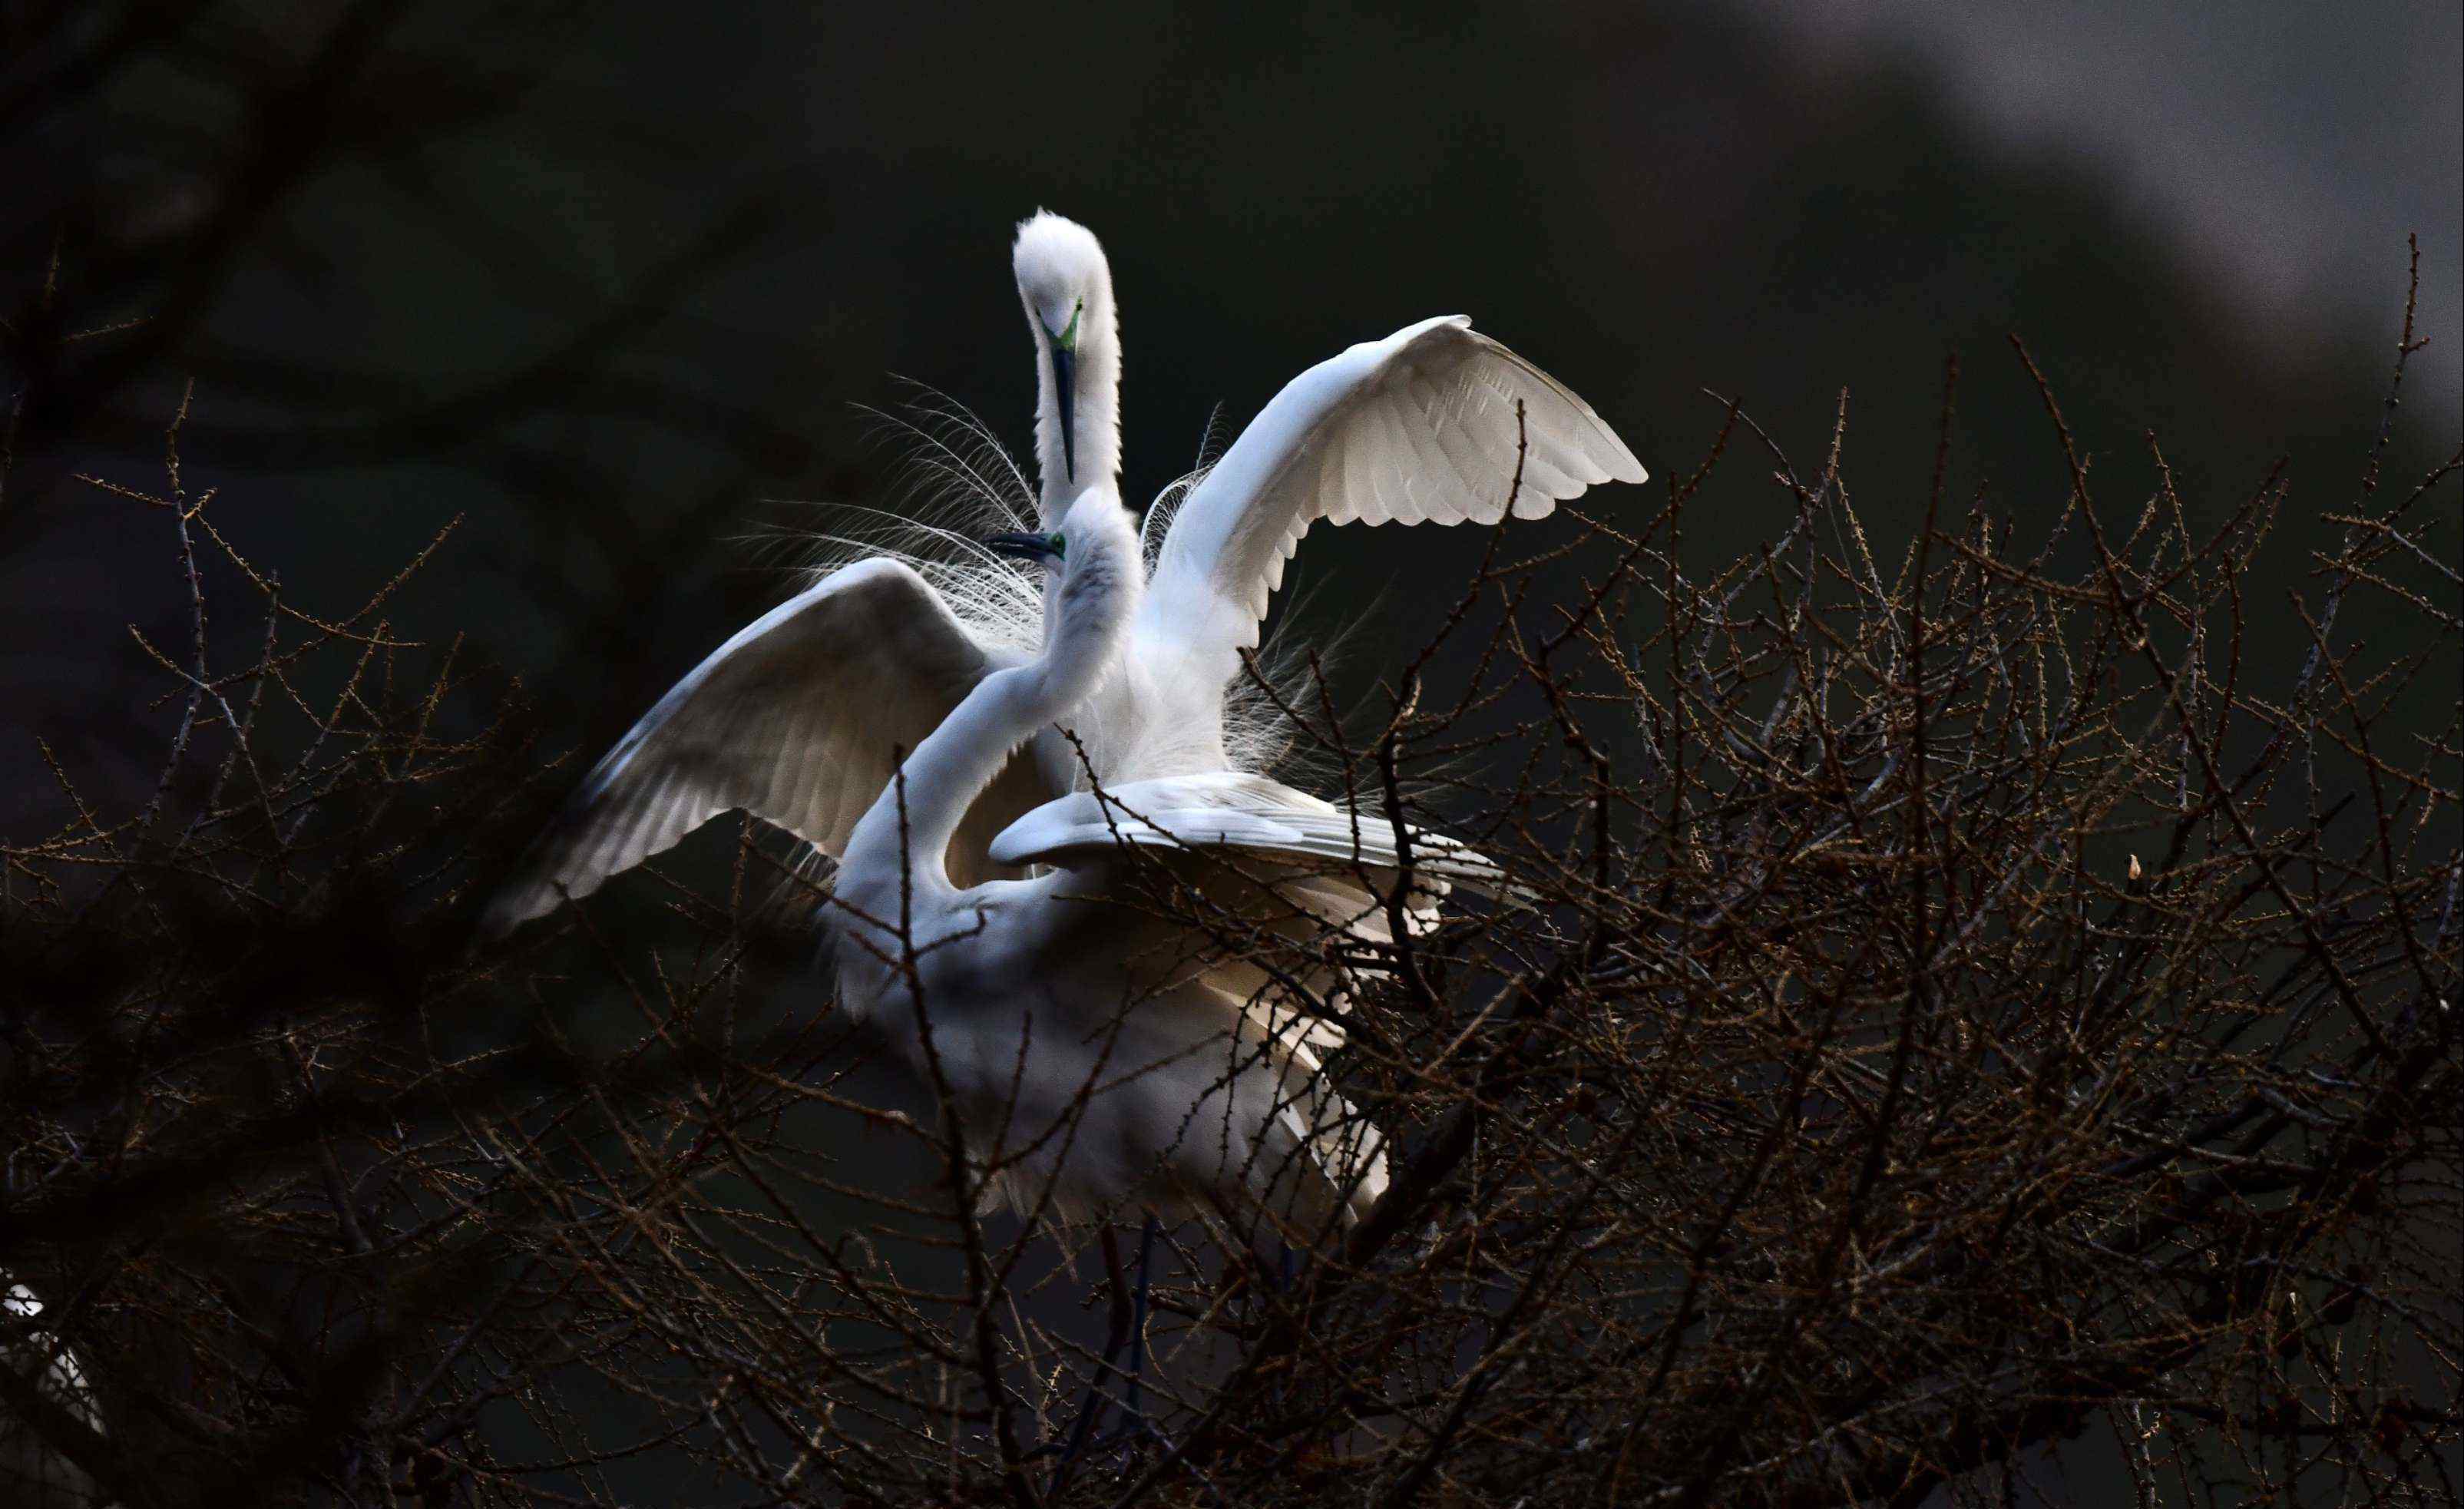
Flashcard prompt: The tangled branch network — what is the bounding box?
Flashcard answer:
[12,220,2452,1509]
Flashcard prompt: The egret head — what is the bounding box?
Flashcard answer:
[1012,211,1117,488]
[987,486,1139,703]
[984,487,1135,574]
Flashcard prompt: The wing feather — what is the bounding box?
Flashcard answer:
[987,771,1513,899]
[488,558,1048,930]
[987,770,1525,1231]
[1139,316,1642,693]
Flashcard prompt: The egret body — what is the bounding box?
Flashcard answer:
[830,490,1411,1232]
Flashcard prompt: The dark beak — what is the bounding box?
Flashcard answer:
[986,531,1060,562]
[1047,336,1077,483]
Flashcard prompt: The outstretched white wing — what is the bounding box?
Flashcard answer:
[1138,315,1645,686]
[488,558,1048,930]
[987,770,1511,898]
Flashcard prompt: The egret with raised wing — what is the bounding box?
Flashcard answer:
[485,212,1642,931]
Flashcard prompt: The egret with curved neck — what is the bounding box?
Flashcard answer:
[837,493,1133,906]
[480,216,1615,1399]
[490,211,1639,1013]
[1004,210,1645,788]
[831,488,1388,1238]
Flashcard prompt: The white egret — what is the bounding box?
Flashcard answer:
[822,488,1502,1234]
[1007,210,1648,787]
[481,215,1628,1454]
[484,212,1643,931]
[826,489,1518,1460]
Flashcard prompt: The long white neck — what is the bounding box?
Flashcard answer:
[842,506,1140,896]
[1031,283,1121,527]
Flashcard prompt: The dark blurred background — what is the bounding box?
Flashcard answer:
[5,0,2456,824]
[2,4,2456,1501]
